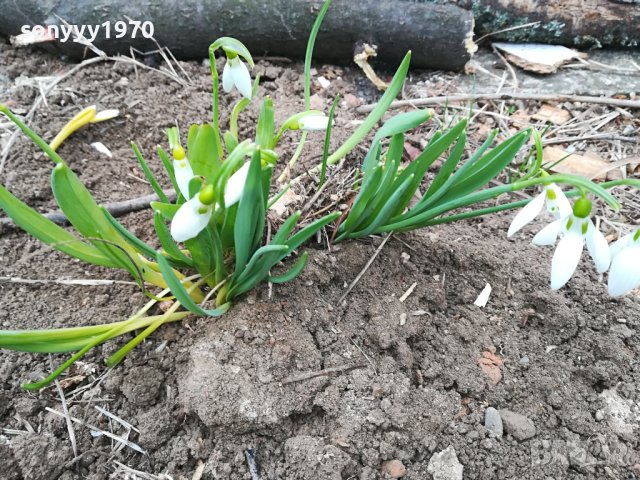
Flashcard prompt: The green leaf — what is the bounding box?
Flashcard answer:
[269,252,308,283]
[102,207,158,261]
[304,0,332,109]
[345,134,404,233]
[0,185,118,268]
[326,51,411,166]
[211,37,255,67]
[153,211,194,267]
[350,173,415,238]
[372,109,431,145]
[320,95,340,187]
[150,201,179,221]
[156,254,231,317]
[438,129,531,203]
[341,165,383,233]
[131,142,169,203]
[50,163,140,277]
[234,149,264,274]
[423,132,467,199]
[156,145,180,196]
[255,97,275,149]
[388,119,467,218]
[189,124,220,183]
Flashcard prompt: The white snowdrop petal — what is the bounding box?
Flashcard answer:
[299,115,330,131]
[532,219,562,246]
[93,109,119,122]
[173,159,195,199]
[608,245,640,296]
[550,231,583,290]
[90,142,112,158]
[222,60,234,93]
[507,191,545,237]
[224,162,250,206]
[170,198,212,243]
[585,221,611,273]
[547,184,572,219]
[610,233,633,259]
[232,60,252,100]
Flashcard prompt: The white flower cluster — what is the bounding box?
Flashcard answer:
[508,184,639,296]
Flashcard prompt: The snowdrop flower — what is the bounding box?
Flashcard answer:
[608,229,640,297]
[172,144,195,199]
[222,55,252,100]
[507,183,571,237]
[298,113,331,131]
[170,188,214,243]
[532,197,610,290]
[170,162,251,242]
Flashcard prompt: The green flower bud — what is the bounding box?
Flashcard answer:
[198,184,216,205]
[573,197,592,218]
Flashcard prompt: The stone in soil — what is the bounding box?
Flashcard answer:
[427,446,463,480]
[499,409,536,441]
[382,459,407,478]
[484,406,503,437]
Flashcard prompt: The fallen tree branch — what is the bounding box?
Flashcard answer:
[357,93,640,114]
[0,190,176,228]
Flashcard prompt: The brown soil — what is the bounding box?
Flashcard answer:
[1,40,639,480]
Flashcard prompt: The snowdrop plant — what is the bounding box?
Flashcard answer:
[0,0,416,389]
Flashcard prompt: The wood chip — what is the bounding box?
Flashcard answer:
[532,104,571,125]
[474,283,492,307]
[493,42,585,74]
[544,146,609,180]
[399,282,417,302]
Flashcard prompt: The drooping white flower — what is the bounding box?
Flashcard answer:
[607,230,640,297]
[170,195,213,243]
[171,145,194,199]
[222,162,250,206]
[298,114,331,131]
[170,162,251,242]
[532,198,610,290]
[507,183,571,237]
[222,56,252,99]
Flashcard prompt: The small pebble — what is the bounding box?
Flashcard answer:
[484,407,503,437]
[500,409,536,441]
[382,459,407,478]
[519,356,530,366]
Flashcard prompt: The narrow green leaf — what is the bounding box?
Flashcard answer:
[50,163,140,276]
[326,51,411,166]
[255,97,275,149]
[304,0,332,109]
[189,124,220,183]
[423,132,467,199]
[211,37,255,67]
[268,252,308,284]
[153,211,194,267]
[156,145,179,195]
[102,207,158,260]
[156,254,231,317]
[438,129,531,203]
[150,201,179,221]
[131,142,169,203]
[320,95,340,187]
[234,149,264,274]
[0,185,118,268]
[372,109,431,145]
